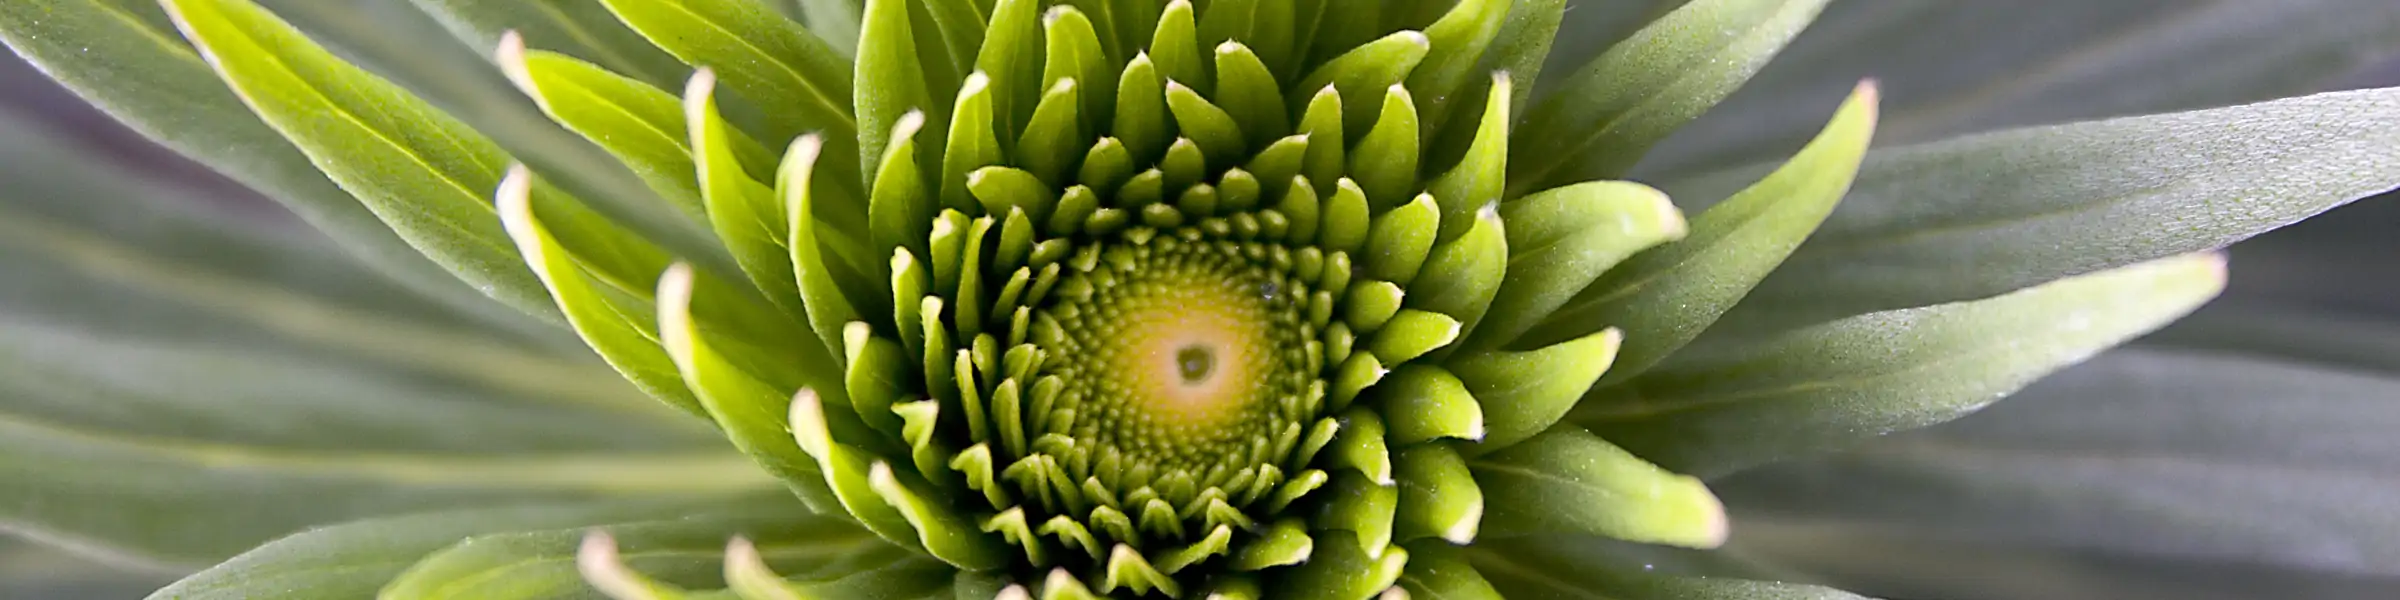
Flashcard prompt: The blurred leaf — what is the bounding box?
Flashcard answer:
[1694,87,2400,332]
[0,109,758,568]
[1529,84,1876,383]
[1577,254,2224,477]
[2145,306,2400,378]
[378,495,921,599]
[1508,0,1831,196]
[0,0,539,333]
[794,0,865,57]
[0,536,171,598]
[148,493,803,599]
[0,320,764,567]
[0,114,657,416]
[1467,535,1868,599]
[1638,0,2400,177]
[1715,346,2400,599]
[241,0,732,273]
[408,0,692,90]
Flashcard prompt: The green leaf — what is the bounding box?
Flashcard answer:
[1396,542,1501,600]
[1716,345,2400,599]
[497,40,763,225]
[1640,0,2400,177]
[1469,536,1868,600]
[162,0,682,320]
[244,0,727,272]
[856,0,939,186]
[496,167,704,418]
[1696,87,2400,331]
[1578,253,2226,477]
[0,0,534,333]
[1531,83,1877,383]
[1451,329,1622,454]
[408,0,692,89]
[656,265,842,510]
[1405,0,1509,140]
[1424,0,1563,168]
[687,71,810,318]
[1293,29,1430,138]
[1461,181,1682,354]
[1470,425,1726,548]
[146,493,827,599]
[598,0,863,192]
[1508,0,1832,196]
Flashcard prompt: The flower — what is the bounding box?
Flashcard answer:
[2,0,2398,599]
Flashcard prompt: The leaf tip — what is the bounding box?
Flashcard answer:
[576,529,644,599]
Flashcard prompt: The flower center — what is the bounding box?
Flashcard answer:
[1037,232,1320,473]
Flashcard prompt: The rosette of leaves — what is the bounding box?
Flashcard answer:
[4,0,2400,599]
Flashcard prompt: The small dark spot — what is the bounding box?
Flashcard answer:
[1176,345,1215,384]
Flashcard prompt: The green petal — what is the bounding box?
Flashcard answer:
[657,265,841,508]
[1373,366,1485,446]
[686,71,811,319]
[1212,41,1290,144]
[856,0,944,191]
[165,0,636,319]
[1423,75,1510,242]
[1042,5,1116,137]
[1393,444,1483,544]
[1017,78,1088,185]
[1277,529,1407,599]
[1397,542,1501,600]
[1509,0,1832,195]
[600,0,856,157]
[1164,80,1247,167]
[1350,86,1423,212]
[1408,203,1506,354]
[1535,83,1878,383]
[1294,29,1430,136]
[248,0,719,268]
[1406,0,1510,139]
[1461,182,1681,355]
[1581,253,2227,476]
[1470,425,1726,548]
[1363,194,1440,285]
[497,167,702,417]
[497,40,772,225]
[1147,0,1206,94]
[976,0,1044,143]
[1452,329,1623,454]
